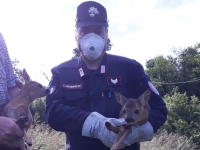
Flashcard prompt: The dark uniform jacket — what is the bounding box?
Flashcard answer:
[45,53,168,150]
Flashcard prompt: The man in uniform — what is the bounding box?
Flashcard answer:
[45,1,168,150]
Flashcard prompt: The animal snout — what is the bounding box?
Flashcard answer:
[125,117,134,123]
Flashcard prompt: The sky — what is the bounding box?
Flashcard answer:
[0,0,200,86]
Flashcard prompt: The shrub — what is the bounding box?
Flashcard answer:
[163,88,200,144]
[30,98,46,123]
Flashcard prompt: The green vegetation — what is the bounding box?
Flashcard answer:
[163,88,200,144]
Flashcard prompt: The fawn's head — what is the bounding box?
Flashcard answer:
[16,69,49,100]
[114,89,151,126]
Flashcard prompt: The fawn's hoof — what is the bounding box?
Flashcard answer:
[16,116,29,129]
[105,121,112,129]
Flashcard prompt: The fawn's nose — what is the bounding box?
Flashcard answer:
[125,117,134,123]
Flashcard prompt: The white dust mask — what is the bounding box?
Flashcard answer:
[80,33,105,60]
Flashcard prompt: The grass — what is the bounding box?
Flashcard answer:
[26,113,198,150]
[26,123,198,150]
[27,123,66,150]
[140,130,198,150]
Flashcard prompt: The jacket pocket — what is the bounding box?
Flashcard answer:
[61,87,88,110]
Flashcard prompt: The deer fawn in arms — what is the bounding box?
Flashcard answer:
[105,89,151,150]
[2,69,49,150]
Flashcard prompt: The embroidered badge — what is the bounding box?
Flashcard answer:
[61,83,83,90]
[49,86,56,95]
[79,68,84,77]
[111,78,118,84]
[101,65,105,73]
[88,7,99,17]
[107,76,122,86]
[148,81,159,95]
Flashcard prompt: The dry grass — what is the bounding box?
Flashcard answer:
[27,123,66,150]
[140,130,198,150]
[27,90,199,150]
[26,113,66,150]
[26,123,198,150]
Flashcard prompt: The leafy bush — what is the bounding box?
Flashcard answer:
[30,98,46,123]
[163,88,200,144]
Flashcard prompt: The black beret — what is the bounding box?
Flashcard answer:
[75,1,108,28]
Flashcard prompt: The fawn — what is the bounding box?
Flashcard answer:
[2,69,49,150]
[105,89,151,150]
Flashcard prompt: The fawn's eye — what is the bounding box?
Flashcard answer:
[134,109,139,114]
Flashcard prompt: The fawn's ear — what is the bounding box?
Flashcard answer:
[138,89,151,106]
[15,80,24,89]
[23,69,31,83]
[114,92,128,106]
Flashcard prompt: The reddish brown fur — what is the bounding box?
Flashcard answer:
[2,69,49,150]
[105,89,151,150]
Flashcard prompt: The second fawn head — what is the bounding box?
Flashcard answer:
[114,89,151,126]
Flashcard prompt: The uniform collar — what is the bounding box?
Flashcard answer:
[78,53,109,77]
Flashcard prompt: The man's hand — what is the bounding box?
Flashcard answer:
[0,116,24,146]
[82,112,126,148]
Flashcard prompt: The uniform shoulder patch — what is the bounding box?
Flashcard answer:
[148,81,159,95]
[49,86,56,95]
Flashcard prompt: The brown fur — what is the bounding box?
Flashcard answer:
[105,89,151,150]
[2,69,49,150]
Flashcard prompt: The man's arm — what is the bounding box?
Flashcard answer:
[0,33,23,147]
[132,62,168,132]
[0,33,19,91]
[45,74,90,133]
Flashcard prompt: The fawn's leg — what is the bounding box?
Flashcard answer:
[105,122,119,133]
[17,137,27,150]
[16,116,32,146]
[111,128,131,150]
[24,111,33,146]
[23,128,32,146]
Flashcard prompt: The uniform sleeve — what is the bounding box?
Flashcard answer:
[132,63,168,132]
[0,33,19,89]
[45,71,90,134]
